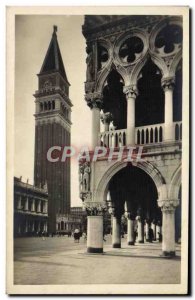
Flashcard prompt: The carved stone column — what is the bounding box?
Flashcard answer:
[56,223,59,231]
[145,220,150,242]
[85,92,103,149]
[18,224,21,234]
[17,195,22,209]
[32,221,35,232]
[45,221,48,233]
[31,199,35,212]
[83,201,107,253]
[25,220,28,233]
[123,85,137,145]
[126,213,135,245]
[136,216,144,243]
[112,213,121,248]
[43,201,48,214]
[43,221,48,232]
[24,197,29,211]
[158,199,179,257]
[37,200,41,213]
[151,220,157,241]
[156,224,162,241]
[37,221,41,232]
[162,77,175,141]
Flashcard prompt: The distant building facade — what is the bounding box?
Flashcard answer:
[33,26,72,233]
[14,177,48,237]
[56,207,87,234]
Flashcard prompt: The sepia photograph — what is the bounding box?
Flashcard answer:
[6,6,189,295]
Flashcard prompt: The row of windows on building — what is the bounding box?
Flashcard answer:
[40,100,55,111]
[39,101,70,119]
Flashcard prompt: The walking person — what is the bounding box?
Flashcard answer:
[74,229,80,243]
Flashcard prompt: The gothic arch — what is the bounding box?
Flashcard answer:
[95,62,126,93]
[130,51,168,86]
[94,160,166,203]
[169,164,182,200]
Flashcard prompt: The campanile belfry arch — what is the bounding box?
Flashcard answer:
[80,15,182,256]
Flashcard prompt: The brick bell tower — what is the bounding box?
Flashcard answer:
[34,26,72,233]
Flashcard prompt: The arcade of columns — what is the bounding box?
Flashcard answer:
[15,193,48,235]
[14,178,48,236]
[80,16,182,257]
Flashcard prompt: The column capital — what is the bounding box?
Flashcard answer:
[158,199,179,212]
[83,201,107,216]
[100,112,113,125]
[161,77,175,91]
[123,85,138,99]
[85,92,103,109]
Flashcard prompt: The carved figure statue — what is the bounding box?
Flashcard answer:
[83,162,91,192]
[79,164,84,192]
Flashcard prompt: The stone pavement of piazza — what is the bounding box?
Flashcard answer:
[14,235,180,285]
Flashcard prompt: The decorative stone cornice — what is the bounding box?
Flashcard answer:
[158,199,179,212]
[100,112,113,125]
[123,85,138,99]
[82,15,165,41]
[83,201,107,216]
[85,92,103,109]
[34,87,72,107]
[35,114,71,132]
[161,77,175,91]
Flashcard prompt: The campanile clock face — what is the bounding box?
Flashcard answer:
[43,80,52,89]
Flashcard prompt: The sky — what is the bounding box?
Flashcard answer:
[15,15,92,207]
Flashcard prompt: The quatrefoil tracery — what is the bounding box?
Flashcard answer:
[155,24,182,55]
[119,36,144,64]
